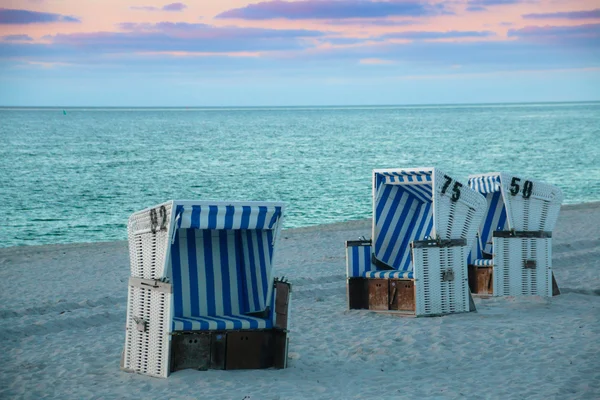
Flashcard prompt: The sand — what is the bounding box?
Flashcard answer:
[1,202,599,399]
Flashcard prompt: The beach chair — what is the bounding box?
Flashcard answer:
[346,168,487,317]
[121,201,290,378]
[467,173,563,297]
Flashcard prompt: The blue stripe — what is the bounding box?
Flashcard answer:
[191,206,201,229]
[351,246,359,276]
[375,184,392,219]
[241,206,251,229]
[393,201,422,270]
[173,317,193,330]
[208,205,218,229]
[224,205,234,229]
[245,230,260,311]
[481,192,501,253]
[257,206,267,229]
[187,229,200,316]
[256,231,269,304]
[202,231,216,316]
[375,187,404,252]
[235,231,248,313]
[219,231,232,315]
[382,195,414,264]
[171,233,184,317]
[363,244,370,274]
[176,205,184,229]
[268,207,281,229]
[187,314,227,330]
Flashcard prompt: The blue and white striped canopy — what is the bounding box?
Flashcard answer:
[468,174,506,261]
[167,202,284,329]
[468,175,501,194]
[174,204,283,231]
[373,170,434,272]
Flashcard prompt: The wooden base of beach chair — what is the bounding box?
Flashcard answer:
[348,278,416,314]
[170,329,288,372]
[347,278,369,309]
[468,265,493,295]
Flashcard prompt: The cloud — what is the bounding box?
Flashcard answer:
[130,6,158,11]
[508,23,600,38]
[466,0,521,12]
[324,18,419,26]
[468,0,521,5]
[216,0,449,20]
[0,8,80,24]
[2,34,34,41]
[162,3,186,11]
[523,9,600,20]
[130,3,187,12]
[22,22,325,55]
[359,58,395,64]
[381,30,495,40]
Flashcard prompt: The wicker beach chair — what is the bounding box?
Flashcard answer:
[121,201,290,378]
[346,168,487,316]
[467,173,563,297]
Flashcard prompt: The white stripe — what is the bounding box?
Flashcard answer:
[247,207,259,230]
[211,231,224,316]
[195,230,208,316]
[386,194,418,268]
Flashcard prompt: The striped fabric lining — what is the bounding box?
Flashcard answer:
[473,259,493,267]
[469,177,507,261]
[469,175,501,194]
[172,314,272,331]
[362,270,414,279]
[374,183,433,272]
[170,228,273,321]
[375,170,433,192]
[346,243,374,278]
[175,204,282,231]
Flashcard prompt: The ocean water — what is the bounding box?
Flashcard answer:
[1,102,599,248]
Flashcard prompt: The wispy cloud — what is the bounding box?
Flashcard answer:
[508,23,600,38]
[466,0,521,12]
[0,8,80,24]
[130,2,187,12]
[324,18,419,26]
[523,9,600,20]
[162,3,186,11]
[26,22,325,55]
[216,0,449,20]
[381,30,495,40]
[2,34,34,41]
[359,58,395,65]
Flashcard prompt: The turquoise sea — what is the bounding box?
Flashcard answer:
[1,102,599,248]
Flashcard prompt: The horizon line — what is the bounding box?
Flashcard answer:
[1,100,599,109]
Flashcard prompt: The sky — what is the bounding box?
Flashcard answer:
[0,0,599,106]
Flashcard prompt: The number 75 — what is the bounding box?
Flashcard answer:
[441,175,462,202]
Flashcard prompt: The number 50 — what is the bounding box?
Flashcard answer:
[509,177,533,199]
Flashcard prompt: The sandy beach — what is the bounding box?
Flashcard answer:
[1,202,599,400]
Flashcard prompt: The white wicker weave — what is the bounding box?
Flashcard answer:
[413,244,470,316]
[493,236,552,297]
[469,172,563,297]
[495,172,563,232]
[432,169,488,257]
[122,277,172,378]
[127,201,173,279]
